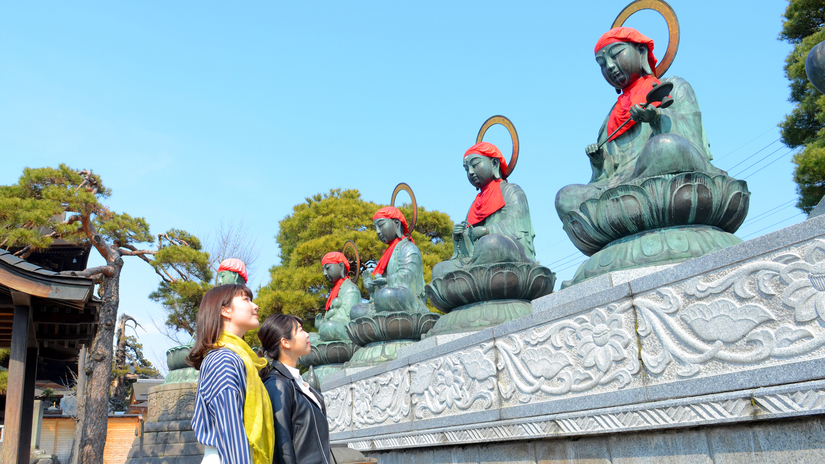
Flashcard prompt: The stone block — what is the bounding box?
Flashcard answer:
[608,429,711,463]
[477,441,537,464]
[708,418,825,463]
[535,435,611,463]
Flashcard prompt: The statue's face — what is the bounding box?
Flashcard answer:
[464,154,500,189]
[596,42,646,90]
[374,218,401,244]
[323,262,346,283]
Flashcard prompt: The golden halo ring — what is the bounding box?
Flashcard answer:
[476,115,519,178]
[341,240,361,284]
[612,0,680,78]
[390,182,417,233]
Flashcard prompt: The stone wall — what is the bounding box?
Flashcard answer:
[365,416,825,463]
[321,214,825,460]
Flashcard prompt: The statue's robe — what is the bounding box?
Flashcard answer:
[556,76,726,217]
[432,182,537,280]
[317,278,361,341]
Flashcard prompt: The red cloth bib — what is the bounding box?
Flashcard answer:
[373,238,402,277]
[606,74,661,142]
[467,179,505,225]
[325,278,346,311]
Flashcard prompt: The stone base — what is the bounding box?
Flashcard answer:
[125,383,202,464]
[125,420,204,464]
[303,363,345,383]
[164,367,199,384]
[345,340,417,367]
[363,416,825,463]
[563,225,742,288]
[423,299,532,337]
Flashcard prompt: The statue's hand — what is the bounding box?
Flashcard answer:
[586,144,604,163]
[469,226,488,241]
[630,103,659,123]
[453,222,467,240]
[373,276,387,288]
[315,312,325,328]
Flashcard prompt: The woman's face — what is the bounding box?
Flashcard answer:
[286,322,312,356]
[222,293,260,333]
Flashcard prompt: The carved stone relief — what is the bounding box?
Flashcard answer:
[409,343,498,419]
[496,300,641,407]
[636,239,825,382]
[351,367,411,429]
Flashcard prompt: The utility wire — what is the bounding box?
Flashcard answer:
[740,198,797,227]
[535,237,571,254]
[714,127,778,162]
[722,138,780,172]
[742,149,795,180]
[741,213,806,239]
[556,257,588,273]
[730,145,787,178]
[550,252,586,269]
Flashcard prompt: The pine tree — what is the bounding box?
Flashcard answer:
[253,188,453,340]
[779,0,825,212]
[0,165,205,464]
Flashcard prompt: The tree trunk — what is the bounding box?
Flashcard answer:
[111,317,128,410]
[77,254,123,464]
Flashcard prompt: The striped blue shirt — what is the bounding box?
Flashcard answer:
[192,348,251,464]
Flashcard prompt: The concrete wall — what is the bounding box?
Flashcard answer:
[365,416,825,463]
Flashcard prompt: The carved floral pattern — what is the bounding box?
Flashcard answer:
[497,302,639,403]
[351,368,410,428]
[323,386,352,433]
[409,344,496,418]
[635,240,825,378]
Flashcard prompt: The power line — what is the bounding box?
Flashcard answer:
[722,138,780,172]
[741,212,806,239]
[715,127,778,162]
[742,149,795,180]
[549,252,586,269]
[556,257,588,273]
[535,237,572,254]
[740,198,797,227]
[730,145,787,178]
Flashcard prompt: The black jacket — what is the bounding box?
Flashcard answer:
[263,361,332,464]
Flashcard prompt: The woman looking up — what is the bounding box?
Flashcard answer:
[188,284,275,464]
[258,314,333,464]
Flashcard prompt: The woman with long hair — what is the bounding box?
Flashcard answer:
[188,284,275,464]
[258,314,333,464]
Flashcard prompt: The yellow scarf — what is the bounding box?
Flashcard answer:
[217,331,275,464]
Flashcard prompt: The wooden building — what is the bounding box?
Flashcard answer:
[0,248,99,464]
[38,415,141,464]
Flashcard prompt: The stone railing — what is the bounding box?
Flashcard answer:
[321,214,825,452]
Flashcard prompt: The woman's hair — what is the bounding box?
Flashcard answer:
[187,284,254,370]
[257,314,303,377]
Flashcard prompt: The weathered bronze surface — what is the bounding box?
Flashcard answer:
[555,5,749,287]
[345,184,440,366]
[612,0,680,78]
[426,117,554,336]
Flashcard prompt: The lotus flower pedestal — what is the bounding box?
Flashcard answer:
[298,340,360,382]
[164,341,199,384]
[559,173,750,288]
[345,312,440,366]
[425,262,555,337]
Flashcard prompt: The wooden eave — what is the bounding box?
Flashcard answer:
[0,249,100,358]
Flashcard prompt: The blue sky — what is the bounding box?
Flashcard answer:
[1,1,803,372]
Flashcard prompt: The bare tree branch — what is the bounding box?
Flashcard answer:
[60,265,114,278]
[206,219,262,283]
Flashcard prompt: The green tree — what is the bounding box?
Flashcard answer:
[0,165,202,464]
[253,189,453,339]
[779,0,825,213]
[110,314,160,411]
